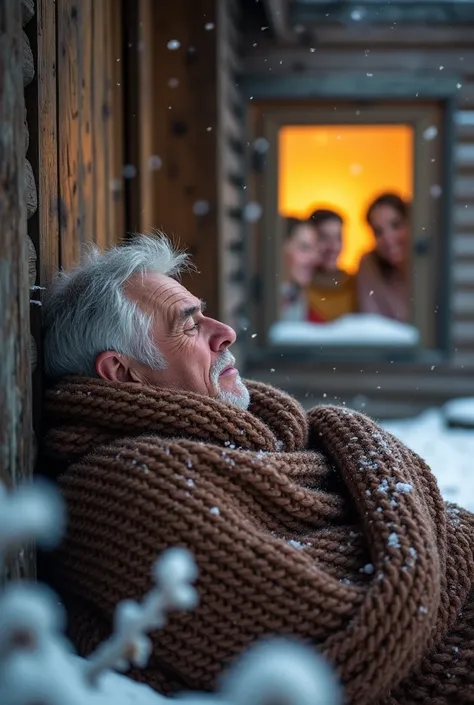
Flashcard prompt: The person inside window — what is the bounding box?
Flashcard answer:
[306,209,357,323]
[280,217,320,321]
[356,193,410,322]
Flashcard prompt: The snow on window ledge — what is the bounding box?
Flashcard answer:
[268,314,420,348]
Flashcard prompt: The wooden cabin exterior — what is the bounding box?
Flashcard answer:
[2,0,474,579]
[238,0,474,418]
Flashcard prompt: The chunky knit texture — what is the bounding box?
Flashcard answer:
[41,377,474,704]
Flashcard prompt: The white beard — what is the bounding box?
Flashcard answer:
[211,351,250,410]
[217,374,251,410]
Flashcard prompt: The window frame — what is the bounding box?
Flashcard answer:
[244,99,455,364]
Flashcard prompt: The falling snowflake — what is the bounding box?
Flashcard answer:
[243,202,263,223]
[423,126,438,141]
[193,200,210,216]
[122,164,137,179]
[253,137,269,154]
[148,155,162,171]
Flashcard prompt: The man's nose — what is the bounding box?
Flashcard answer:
[209,319,237,352]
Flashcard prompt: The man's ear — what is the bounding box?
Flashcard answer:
[96,351,132,382]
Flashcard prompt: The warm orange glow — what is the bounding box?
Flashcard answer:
[278,125,413,273]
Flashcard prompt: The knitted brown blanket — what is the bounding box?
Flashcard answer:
[41,377,474,704]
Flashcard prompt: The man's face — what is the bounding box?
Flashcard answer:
[99,272,250,409]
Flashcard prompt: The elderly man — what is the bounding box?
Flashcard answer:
[41,235,474,705]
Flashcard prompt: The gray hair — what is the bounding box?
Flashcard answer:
[43,234,190,379]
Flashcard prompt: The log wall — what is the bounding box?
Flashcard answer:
[1,0,125,582]
[124,0,245,325]
[241,27,474,369]
[217,0,246,335]
[0,0,34,580]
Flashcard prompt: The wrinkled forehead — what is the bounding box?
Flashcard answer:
[124,272,200,318]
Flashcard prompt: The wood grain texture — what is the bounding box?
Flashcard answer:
[0,0,34,580]
[130,0,219,315]
[35,0,59,286]
[92,0,108,249]
[57,0,80,268]
[105,0,124,245]
[79,0,94,247]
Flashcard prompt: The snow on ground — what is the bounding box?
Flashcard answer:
[383,408,474,512]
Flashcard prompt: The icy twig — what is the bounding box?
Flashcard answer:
[0,582,87,705]
[0,479,342,705]
[84,547,198,684]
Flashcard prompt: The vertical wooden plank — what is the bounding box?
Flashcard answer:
[24,0,59,476]
[137,0,155,233]
[79,0,94,245]
[0,0,33,578]
[57,0,80,268]
[92,0,108,250]
[104,0,124,245]
[34,0,59,286]
[136,0,219,314]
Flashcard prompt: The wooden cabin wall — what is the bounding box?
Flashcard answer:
[124,0,245,323]
[24,0,125,450]
[241,29,474,370]
[25,0,125,283]
[1,0,125,582]
[0,0,34,580]
[217,0,246,334]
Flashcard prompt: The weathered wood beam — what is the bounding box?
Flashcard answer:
[0,0,34,579]
[241,47,474,75]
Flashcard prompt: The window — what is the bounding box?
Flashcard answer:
[248,102,448,360]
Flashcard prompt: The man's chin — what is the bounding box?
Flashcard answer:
[217,376,250,410]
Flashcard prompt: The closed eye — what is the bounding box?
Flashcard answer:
[186,321,201,333]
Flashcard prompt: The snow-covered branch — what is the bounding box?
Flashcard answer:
[84,548,198,684]
[0,479,341,705]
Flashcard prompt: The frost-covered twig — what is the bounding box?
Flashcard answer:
[0,479,342,705]
[84,548,198,684]
[0,479,65,572]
